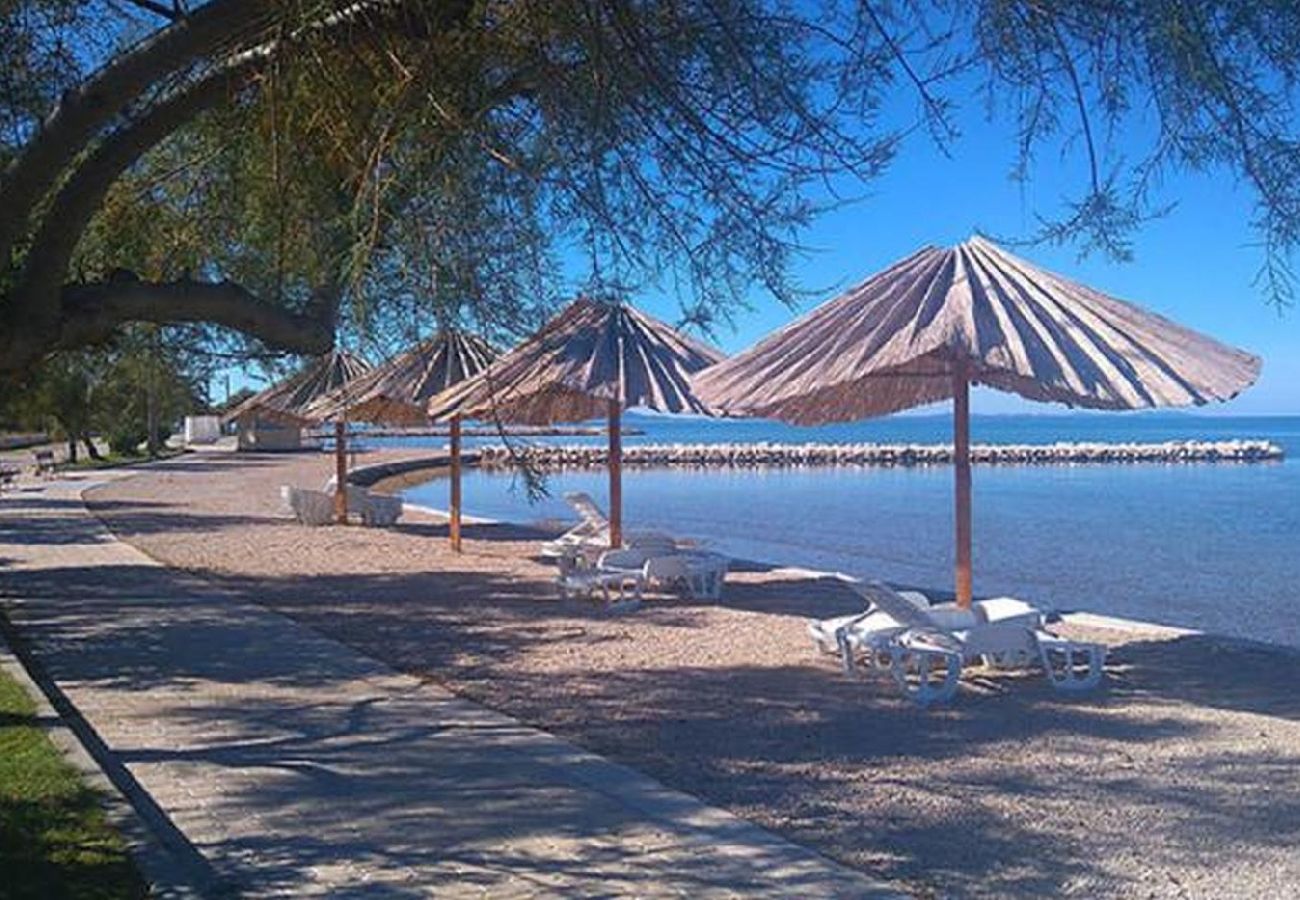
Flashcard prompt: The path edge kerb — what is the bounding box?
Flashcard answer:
[0,611,226,899]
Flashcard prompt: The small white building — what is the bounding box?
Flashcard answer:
[183,415,222,445]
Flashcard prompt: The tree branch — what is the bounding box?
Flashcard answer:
[13,58,263,338]
[10,0,459,345]
[0,0,276,267]
[55,275,335,356]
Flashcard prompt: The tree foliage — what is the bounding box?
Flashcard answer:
[0,0,1298,382]
[5,330,204,459]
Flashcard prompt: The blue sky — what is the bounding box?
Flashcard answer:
[623,93,1298,416]
[228,73,1299,416]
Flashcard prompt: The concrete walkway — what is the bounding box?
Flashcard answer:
[0,469,897,898]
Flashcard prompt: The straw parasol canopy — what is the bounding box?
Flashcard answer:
[427,297,725,547]
[425,298,724,426]
[693,235,1262,605]
[695,236,1260,423]
[222,349,371,426]
[303,329,496,540]
[307,330,497,426]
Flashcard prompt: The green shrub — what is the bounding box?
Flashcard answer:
[106,428,147,456]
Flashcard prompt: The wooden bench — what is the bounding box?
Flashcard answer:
[32,449,56,478]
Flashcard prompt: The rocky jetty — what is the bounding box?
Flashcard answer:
[479,439,1284,469]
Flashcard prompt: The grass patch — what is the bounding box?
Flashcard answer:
[0,668,147,900]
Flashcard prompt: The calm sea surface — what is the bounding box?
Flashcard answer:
[393,413,1300,648]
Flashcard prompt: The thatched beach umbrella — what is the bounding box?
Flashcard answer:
[308,330,497,426]
[426,298,724,547]
[693,236,1261,606]
[222,349,371,451]
[307,330,496,540]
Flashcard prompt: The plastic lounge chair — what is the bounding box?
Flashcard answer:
[362,493,403,527]
[557,545,704,607]
[557,548,645,611]
[566,491,608,531]
[640,551,731,600]
[541,491,683,563]
[808,589,931,656]
[282,485,336,526]
[836,581,1105,704]
[539,492,609,558]
[678,551,730,600]
[967,595,1102,688]
[342,485,376,525]
[313,480,402,527]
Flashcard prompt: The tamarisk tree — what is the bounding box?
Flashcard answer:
[2,1,1298,380]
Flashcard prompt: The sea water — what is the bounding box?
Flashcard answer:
[395,413,1300,647]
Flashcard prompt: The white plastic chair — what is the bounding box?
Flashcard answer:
[363,493,403,527]
[282,485,336,526]
[540,492,686,561]
[557,552,645,610]
[675,552,730,600]
[540,492,610,558]
[602,548,730,601]
[820,581,1105,705]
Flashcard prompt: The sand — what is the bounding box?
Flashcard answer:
[83,449,1300,899]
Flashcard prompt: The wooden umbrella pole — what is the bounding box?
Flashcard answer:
[953,360,973,608]
[334,419,348,524]
[608,398,623,549]
[449,414,463,553]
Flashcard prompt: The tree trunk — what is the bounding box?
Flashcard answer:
[146,379,159,457]
[67,436,78,464]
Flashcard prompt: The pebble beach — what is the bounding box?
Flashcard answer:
[80,447,1300,899]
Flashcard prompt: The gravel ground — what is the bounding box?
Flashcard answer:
[83,449,1300,899]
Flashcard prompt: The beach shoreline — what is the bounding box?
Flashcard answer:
[363,451,1300,654]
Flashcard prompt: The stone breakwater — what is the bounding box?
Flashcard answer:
[479,439,1285,469]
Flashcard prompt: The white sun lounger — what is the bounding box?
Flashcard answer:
[540,491,681,561]
[602,548,730,600]
[539,491,609,558]
[641,551,731,600]
[815,581,1104,706]
[281,485,336,526]
[557,546,648,611]
[281,484,402,528]
[339,484,402,527]
[807,589,931,657]
[360,492,403,527]
[558,544,731,606]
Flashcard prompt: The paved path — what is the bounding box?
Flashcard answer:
[0,469,897,898]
